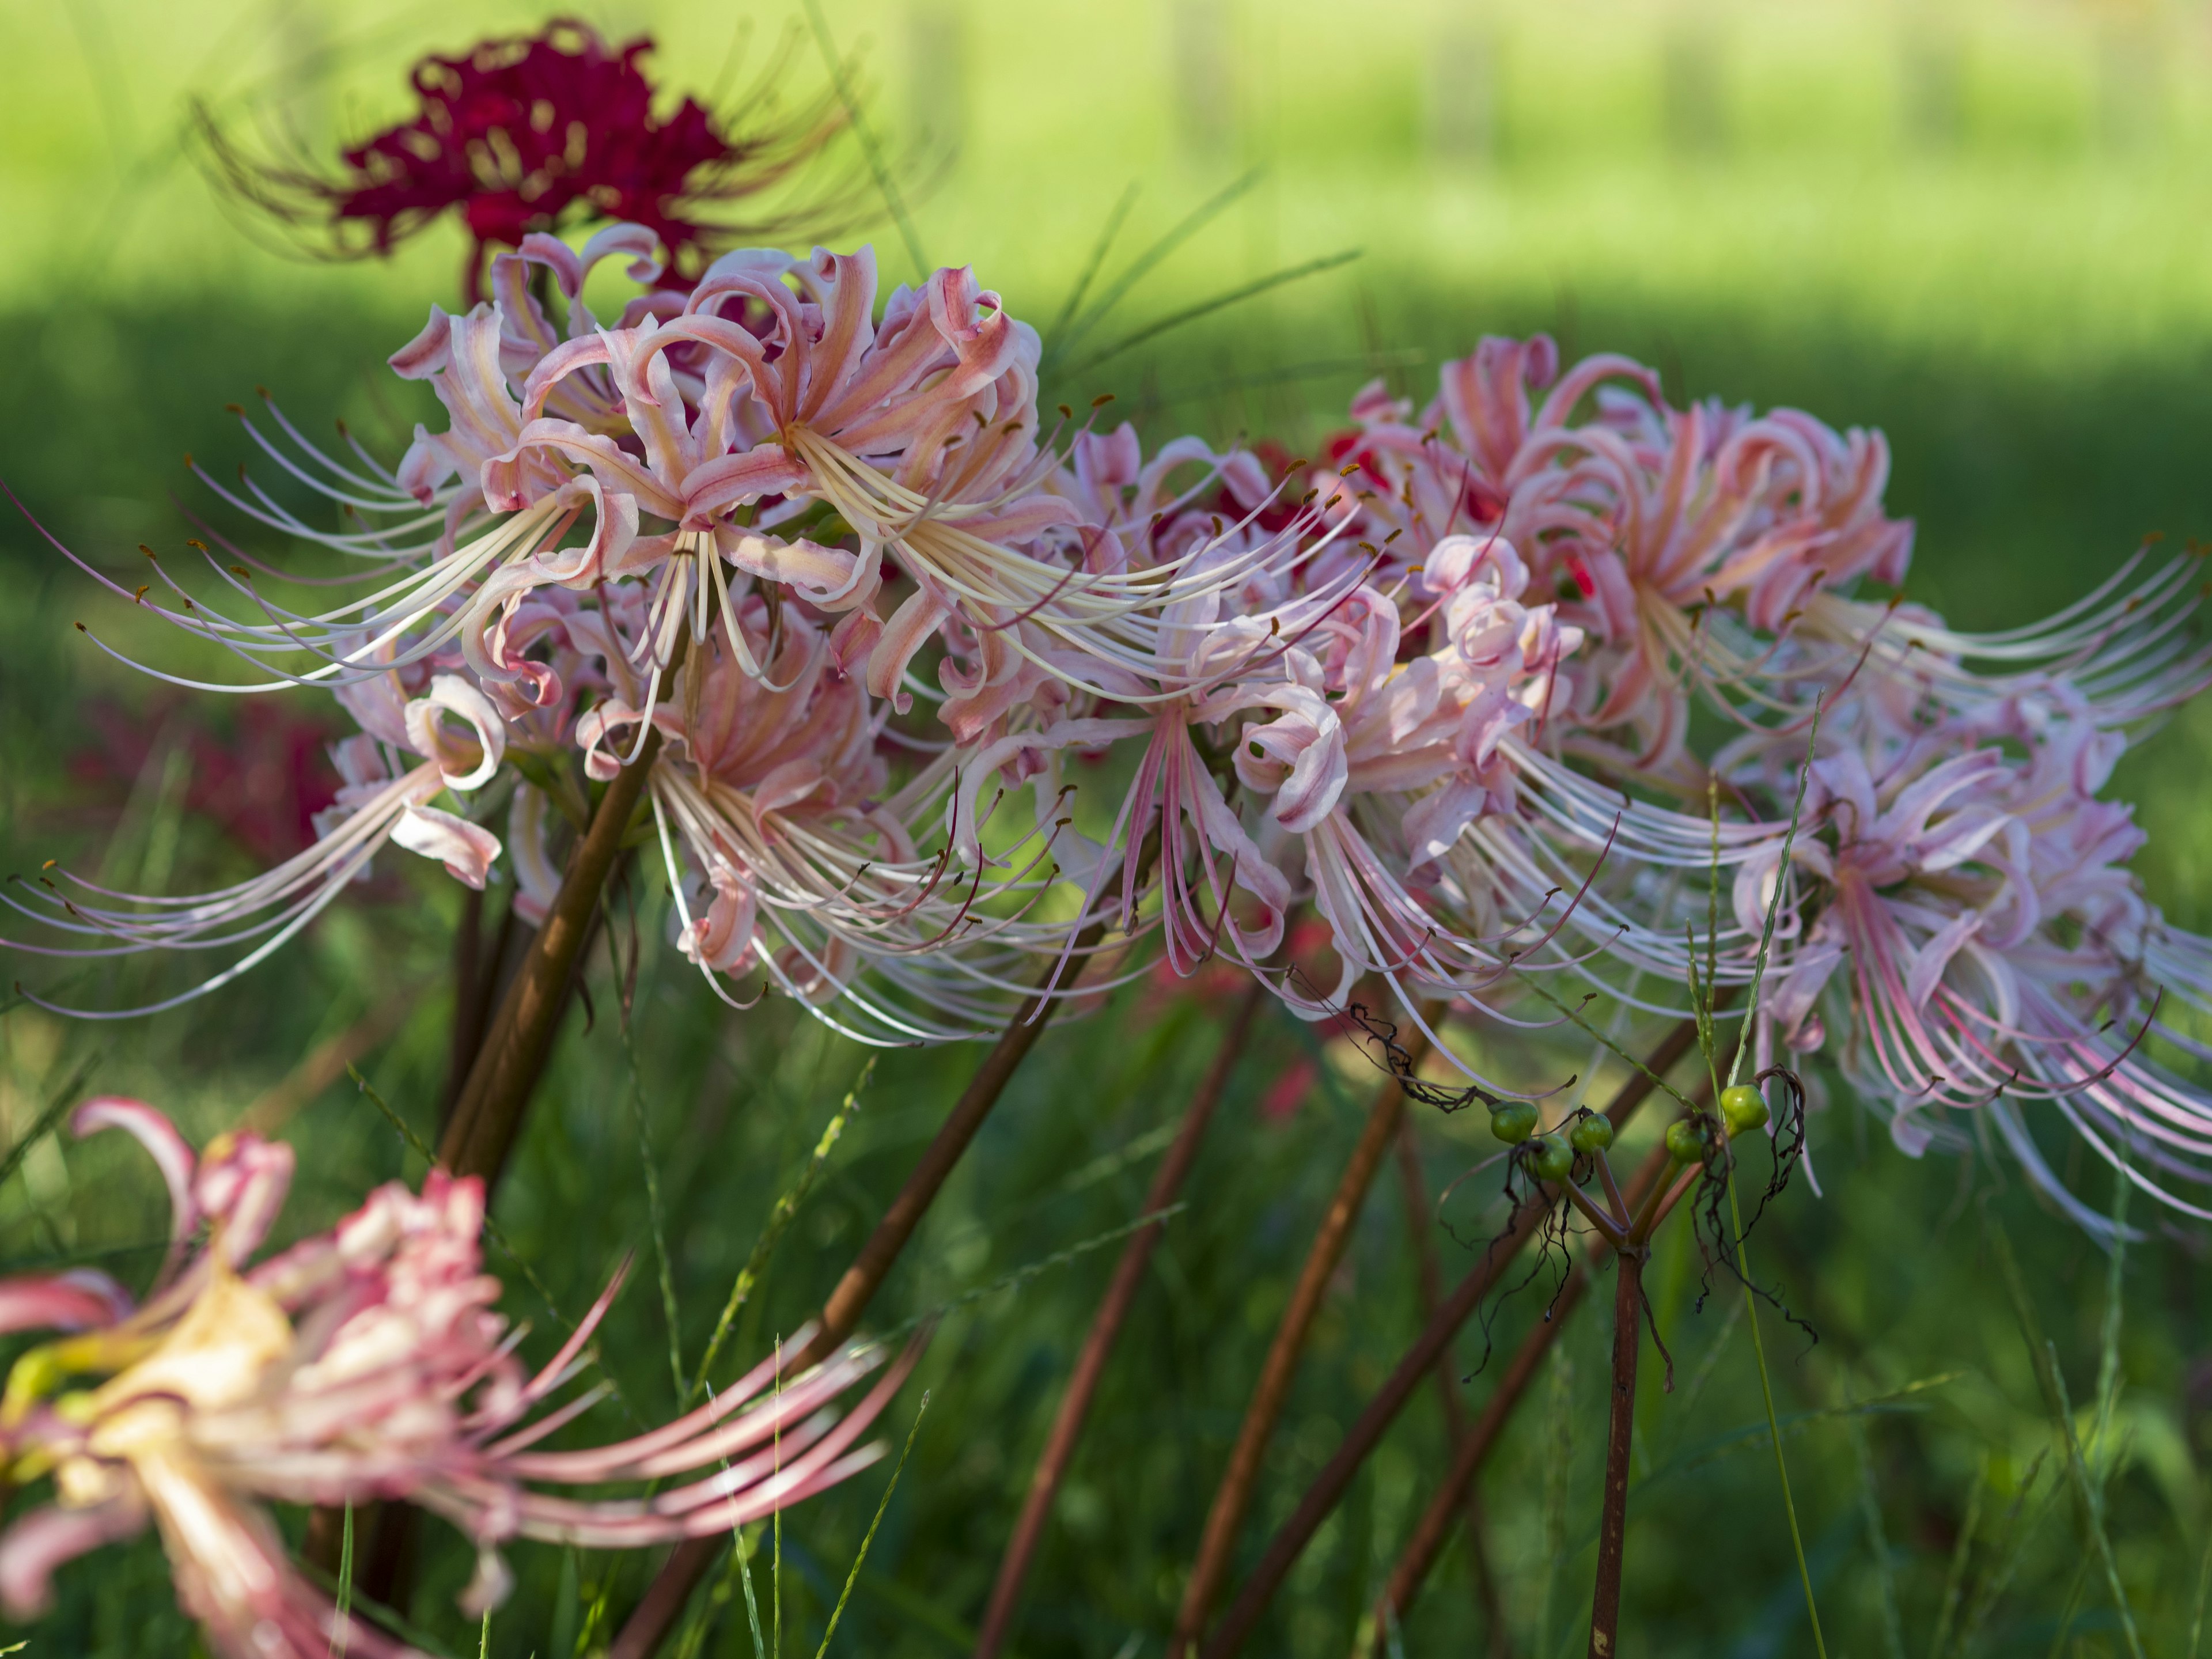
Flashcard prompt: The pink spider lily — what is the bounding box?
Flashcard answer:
[1727,690,2212,1229]
[191,19,856,301]
[0,1101,914,1658]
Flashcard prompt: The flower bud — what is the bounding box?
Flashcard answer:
[1664,1118,1709,1164]
[1527,1132,1574,1183]
[1489,1101,1540,1145]
[1569,1113,1614,1154]
[1720,1084,1770,1138]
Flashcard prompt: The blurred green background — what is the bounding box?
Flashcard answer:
[3,1,2212,1656]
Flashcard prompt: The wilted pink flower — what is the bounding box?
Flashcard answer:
[0,1101,914,1657]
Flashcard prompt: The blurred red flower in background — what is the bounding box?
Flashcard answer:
[194,18,866,300]
[69,698,339,868]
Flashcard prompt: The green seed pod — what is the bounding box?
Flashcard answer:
[1489,1101,1540,1145]
[1528,1132,1575,1184]
[1664,1117,1707,1164]
[1569,1113,1615,1154]
[1720,1084,1771,1138]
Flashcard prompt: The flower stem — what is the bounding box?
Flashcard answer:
[1171,1009,1440,1658]
[1370,1141,1680,1644]
[1586,1240,1647,1659]
[1731,1172,1830,1659]
[1195,1017,1700,1659]
[438,725,663,1185]
[1391,1113,1514,1657]
[973,984,1265,1659]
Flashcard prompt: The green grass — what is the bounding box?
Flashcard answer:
[4,2,2212,1656]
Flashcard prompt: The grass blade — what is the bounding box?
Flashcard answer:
[1045,181,1140,347]
[333,1502,355,1659]
[621,1021,685,1402]
[1534,1344,1574,1659]
[1044,168,1263,369]
[690,1061,872,1407]
[1060,248,1362,381]
[0,1051,97,1194]
[1925,1462,1983,1659]
[2189,1530,2211,1659]
[1729,1175,1830,1659]
[1983,1203,2143,1658]
[795,0,926,279]
[813,1391,931,1658]
[1845,1400,1905,1659]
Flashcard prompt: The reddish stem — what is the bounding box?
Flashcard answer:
[1172,1012,1440,1657]
[1370,1138,1671,1645]
[1392,1114,1514,1657]
[1195,1016,1700,1659]
[1587,1240,1647,1659]
[974,983,1266,1659]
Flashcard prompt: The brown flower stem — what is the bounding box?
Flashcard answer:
[437,728,662,1185]
[1169,1007,1443,1659]
[972,982,1267,1659]
[611,935,1113,1659]
[1372,1137,1677,1645]
[1586,1234,1647,1659]
[1195,1016,1700,1659]
[1391,1114,1512,1657]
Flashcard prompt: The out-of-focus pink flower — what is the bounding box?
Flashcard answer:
[194,20,857,300]
[0,1101,914,1658]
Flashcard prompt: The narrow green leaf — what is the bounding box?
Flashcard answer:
[794,0,925,279]
[1924,1462,1983,1659]
[1060,248,1363,381]
[813,1391,930,1658]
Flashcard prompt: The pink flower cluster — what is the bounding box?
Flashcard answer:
[16,229,2212,1225]
[0,1099,910,1658]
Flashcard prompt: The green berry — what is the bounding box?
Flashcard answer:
[1528,1132,1575,1184]
[1720,1084,1771,1138]
[1489,1101,1540,1145]
[1569,1113,1615,1154]
[1664,1118,1708,1164]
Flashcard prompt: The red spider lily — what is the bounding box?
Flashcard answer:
[67,697,339,868]
[194,18,860,300]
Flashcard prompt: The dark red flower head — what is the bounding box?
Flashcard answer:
[196,18,864,301]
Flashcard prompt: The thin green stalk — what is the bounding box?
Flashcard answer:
[1045,181,1140,346]
[334,1503,355,1659]
[2039,1559,2090,1659]
[0,1052,97,1193]
[1045,169,1261,369]
[1984,1204,2143,1659]
[1925,1464,1983,1659]
[1060,248,1363,380]
[877,1202,1187,1341]
[794,0,925,279]
[688,1063,872,1408]
[812,1392,930,1657]
[1845,1403,1905,1659]
[621,1021,685,1403]
[736,1521,768,1659]
[1535,1346,1574,1659]
[1952,1454,2053,1657]
[1729,1175,1828,1659]
[2046,1346,2145,1658]
[2188,1531,2212,1659]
